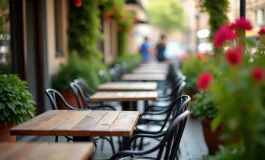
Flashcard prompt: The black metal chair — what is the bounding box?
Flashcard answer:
[98,70,108,83]
[45,89,116,156]
[70,81,116,110]
[109,110,190,160]
[145,81,186,112]
[45,89,76,143]
[134,95,190,151]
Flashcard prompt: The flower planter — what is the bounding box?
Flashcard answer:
[59,91,84,109]
[0,122,16,142]
[202,119,225,154]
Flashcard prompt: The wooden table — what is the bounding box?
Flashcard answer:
[10,110,139,137]
[121,73,167,81]
[0,142,94,160]
[133,69,168,74]
[89,91,157,102]
[96,82,158,91]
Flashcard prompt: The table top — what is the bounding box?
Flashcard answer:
[133,69,168,74]
[89,91,157,102]
[0,142,94,160]
[96,82,158,91]
[121,73,167,81]
[10,110,139,137]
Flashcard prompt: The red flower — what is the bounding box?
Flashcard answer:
[258,28,265,35]
[197,72,213,90]
[121,14,126,19]
[116,26,122,32]
[230,18,253,31]
[225,45,244,66]
[213,25,236,48]
[104,17,112,23]
[114,4,119,9]
[252,67,265,82]
[256,36,260,41]
[75,0,82,7]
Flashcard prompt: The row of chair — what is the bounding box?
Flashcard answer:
[45,60,191,159]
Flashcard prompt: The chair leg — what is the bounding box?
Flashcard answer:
[139,137,144,150]
[100,137,116,155]
[55,136,58,142]
[100,137,104,151]
[110,137,116,155]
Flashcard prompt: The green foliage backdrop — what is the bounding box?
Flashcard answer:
[147,0,185,32]
[198,0,230,40]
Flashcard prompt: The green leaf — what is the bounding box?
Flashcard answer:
[211,115,222,132]
[0,102,5,110]
[7,103,15,111]
[3,107,10,117]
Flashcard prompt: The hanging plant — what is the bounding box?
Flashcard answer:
[103,0,133,56]
[74,0,82,7]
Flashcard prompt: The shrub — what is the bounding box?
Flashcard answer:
[0,74,35,125]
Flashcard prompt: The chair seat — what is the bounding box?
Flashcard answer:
[120,156,157,160]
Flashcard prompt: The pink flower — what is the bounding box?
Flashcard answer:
[256,36,260,41]
[225,45,244,66]
[75,0,82,7]
[258,28,265,35]
[230,18,253,31]
[252,67,265,82]
[213,25,237,48]
[197,72,213,90]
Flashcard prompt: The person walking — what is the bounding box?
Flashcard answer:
[140,37,151,62]
[156,34,166,62]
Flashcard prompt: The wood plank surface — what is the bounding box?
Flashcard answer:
[89,91,158,102]
[121,73,166,81]
[97,82,157,91]
[108,111,139,136]
[133,69,168,74]
[0,143,94,160]
[10,110,140,137]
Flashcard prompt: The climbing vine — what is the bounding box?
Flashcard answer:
[198,0,230,40]
[103,0,133,56]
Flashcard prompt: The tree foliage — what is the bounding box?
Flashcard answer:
[147,0,185,32]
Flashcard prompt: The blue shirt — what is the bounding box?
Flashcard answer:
[140,41,150,61]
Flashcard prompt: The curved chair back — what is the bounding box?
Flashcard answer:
[98,70,107,83]
[110,110,190,160]
[70,80,93,109]
[45,89,77,110]
[150,95,190,134]
[74,78,94,98]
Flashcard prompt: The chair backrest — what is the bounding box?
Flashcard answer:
[155,95,190,133]
[70,80,95,109]
[74,78,94,98]
[143,110,190,160]
[45,89,77,110]
[98,70,107,83]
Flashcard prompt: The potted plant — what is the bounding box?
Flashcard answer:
[0,74,35,142]
[202,18,265,159]
[52,53,109,109]
[181,54,211,99]
[190,90,222,154]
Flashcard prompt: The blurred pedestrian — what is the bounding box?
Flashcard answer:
[156,34,166,62]
[140,36,151,62]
